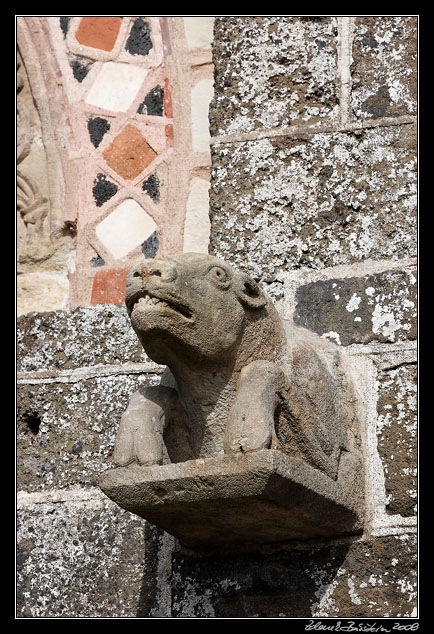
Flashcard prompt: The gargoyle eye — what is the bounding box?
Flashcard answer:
[207,266,229,285]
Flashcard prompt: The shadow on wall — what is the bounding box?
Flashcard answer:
[136,539,352,618]
[136,524,166,617]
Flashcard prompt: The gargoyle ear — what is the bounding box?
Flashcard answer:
[236,274,268,310]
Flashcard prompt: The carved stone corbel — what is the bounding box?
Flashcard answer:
[100,254,365,551]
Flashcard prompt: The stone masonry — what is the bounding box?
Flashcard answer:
[17,16,417,619]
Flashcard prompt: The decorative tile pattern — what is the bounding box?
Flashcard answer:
[141,231,159,258]
[92,173,118,207]
[38,16,215,307]
[138,86,164,116]
[71,59,91,82]
[191,79,214,152]
[142,174,160,202]
[87,117,111,148]
[183,178,211,253]
[90,268,130,305]
[183,17,215,48]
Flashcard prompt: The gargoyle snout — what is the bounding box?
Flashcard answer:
[130,259,178,284]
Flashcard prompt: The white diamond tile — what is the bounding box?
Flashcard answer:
[96,199,157,259]
[85,62,147,112]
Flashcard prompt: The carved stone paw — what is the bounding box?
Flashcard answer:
[224,408,274,454]
[112,389,165,467]
[224,360,280,455]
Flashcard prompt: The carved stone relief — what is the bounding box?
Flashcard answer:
[17,18,75,315]
[17,48,50,262]
[100,254,365,550]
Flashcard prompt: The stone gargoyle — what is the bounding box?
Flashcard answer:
[100,253,364,548]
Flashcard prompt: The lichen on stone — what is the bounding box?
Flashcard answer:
[209,125,416,278]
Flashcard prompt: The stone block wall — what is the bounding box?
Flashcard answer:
[206,16,417,618]
[17,306,172,617]
[17,16,417,619]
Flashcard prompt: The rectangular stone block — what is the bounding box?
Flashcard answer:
[376,363,417,517]
[17,305,146,372]
[209,125,416,277]
[210,17,339,136]
[17,373,160,492]
[171,533,417,618]
[351,17,417,121]
[17,492,152,618]
[99,450,364,551]
[293,269,417,346]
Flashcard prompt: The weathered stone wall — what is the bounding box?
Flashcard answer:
[17,307,174,617]
[204,15,417,618]
[17,16,417,619]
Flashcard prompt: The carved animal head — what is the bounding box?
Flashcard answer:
[125,253,285,368]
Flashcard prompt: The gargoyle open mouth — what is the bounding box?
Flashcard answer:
[128,291,193,321]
